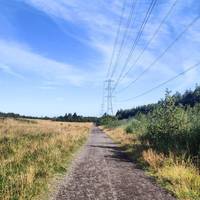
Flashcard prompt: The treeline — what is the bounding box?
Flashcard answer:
[0,112,45,120]
[54,113,98,122]
[116,85,200,119]
[0,112,97,123]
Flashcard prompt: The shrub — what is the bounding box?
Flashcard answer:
[125,125,133,134]
[99,115,117,127]
[123,114,148,135]
[141,92,200,158]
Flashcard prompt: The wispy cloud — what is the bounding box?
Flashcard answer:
[1,0,200,115]
[0,64,25,79]
[22,0,122,63]
[0,39,94,87]
[12,0,200,79]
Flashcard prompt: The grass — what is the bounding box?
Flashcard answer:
[102,127,200,200]
[0,118,91,200]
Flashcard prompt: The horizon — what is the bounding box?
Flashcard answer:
[1,84,199,118]
[1,0,200,117]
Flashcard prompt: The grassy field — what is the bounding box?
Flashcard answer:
[103,127,200,200]
[0,118,91,200]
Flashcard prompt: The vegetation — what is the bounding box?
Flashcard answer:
[98,115,118,127]
[101,89,200,200]
[0,112,98,123]
[55,113,98,122]
[141,93,200,158]
[0,118,91,200]
[116,85,200,119]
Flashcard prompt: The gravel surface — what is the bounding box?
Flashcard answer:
[52,127,176,200]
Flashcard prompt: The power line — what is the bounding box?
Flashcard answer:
[103,0,127,115]
[119,0,178,84]
[117,14,200,93]
[119,61,200,102]
[110,0,138,79]
[106,0,127,78]
[113,0,157,91]
[103,0,134,115]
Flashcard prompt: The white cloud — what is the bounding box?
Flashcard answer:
[2,0,200,107]
[22,0,122,59]
[0,64,25,79]
[0,39,95,87]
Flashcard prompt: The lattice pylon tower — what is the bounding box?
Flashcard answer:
[105,79,114,115]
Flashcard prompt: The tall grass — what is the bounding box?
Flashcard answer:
[0,118,91,200]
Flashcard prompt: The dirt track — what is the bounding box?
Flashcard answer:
[53,127,176,200]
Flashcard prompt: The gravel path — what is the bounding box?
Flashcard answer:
[53,126,176,200]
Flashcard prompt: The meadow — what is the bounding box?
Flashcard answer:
[0,118,91,200]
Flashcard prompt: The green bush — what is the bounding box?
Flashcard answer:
[141,92,200,158]
[125,125,133,134]
[124,115,148,135]
[99,115,117,126]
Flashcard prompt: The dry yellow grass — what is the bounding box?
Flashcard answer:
[102,127,136,146]
[142,149,165,171]
[103,126,200,200]
[0,118,92,200]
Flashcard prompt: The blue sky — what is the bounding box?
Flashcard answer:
[0,0,200,117]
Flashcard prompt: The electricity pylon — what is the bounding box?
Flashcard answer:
[105,79,114,115]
